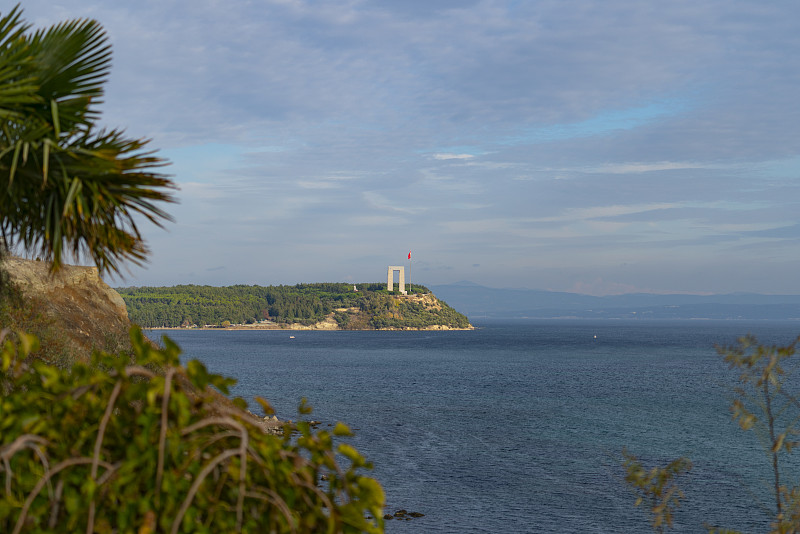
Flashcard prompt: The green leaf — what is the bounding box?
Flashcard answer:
[338,444,365,464]
[298,397,313,415]
[186,359,210,389]
[255,396,275,416]
[17,331,39,355]
[333,422,353,437]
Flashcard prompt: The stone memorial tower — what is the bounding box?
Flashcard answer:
[387,266,406,294]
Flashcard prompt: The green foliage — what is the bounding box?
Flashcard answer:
[717,334,800,531]
[626,335,800,533]
[115,283,469,330]
[621,450,692,533]
[117,283,347,327]
[0,5,175,275]
[359,293,470,330]
[0,326,385,533]
[333,311,351,328]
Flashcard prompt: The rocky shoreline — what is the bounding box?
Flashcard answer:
[151,319,474,332]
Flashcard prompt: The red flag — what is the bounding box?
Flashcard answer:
[408,251,411,260]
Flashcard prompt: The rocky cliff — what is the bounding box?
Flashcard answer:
[2,256,132,359]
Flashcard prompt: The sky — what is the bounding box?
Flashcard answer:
[15,0,800,295]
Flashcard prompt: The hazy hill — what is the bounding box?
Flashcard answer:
[429,281,800,320]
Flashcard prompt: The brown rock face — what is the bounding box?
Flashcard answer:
[1,257,280,426]
[3,257,132,357]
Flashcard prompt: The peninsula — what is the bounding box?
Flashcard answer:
[116,283,473,330]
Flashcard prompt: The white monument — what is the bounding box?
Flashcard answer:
[387,266,406,294]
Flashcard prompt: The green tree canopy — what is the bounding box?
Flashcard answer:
[0,4,175,274]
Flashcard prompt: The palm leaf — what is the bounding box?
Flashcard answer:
[27,16,112,135]
[0,5,175,275]
[0,6,40,120]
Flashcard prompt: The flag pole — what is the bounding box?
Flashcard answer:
[408,250,412,294]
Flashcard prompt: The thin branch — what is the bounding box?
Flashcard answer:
[155,368,174,509]
[1,434,49,495]
[292,472,337,513]
[2,456,10,495]
[244,488,297,532]
[179,415,249,530]
[13,457,115,534]
[764,379,783,515]
[237,427,248,531]
[169,448,239,534]
[87,379,122,534]
[181,416,246,436]
[0,434,48,461]
[124,365,157,379]
[48,478,64,529]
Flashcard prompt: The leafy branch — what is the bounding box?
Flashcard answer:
[625,334,800,533]
[622,450,692,533]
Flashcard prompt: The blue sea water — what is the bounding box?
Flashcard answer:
[147,320,800,533]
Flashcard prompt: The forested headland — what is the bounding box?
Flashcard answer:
[116,283,473,330]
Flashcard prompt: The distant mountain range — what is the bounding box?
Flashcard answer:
[429,281,800,321]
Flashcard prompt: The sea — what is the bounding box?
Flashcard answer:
[146,319,800,533]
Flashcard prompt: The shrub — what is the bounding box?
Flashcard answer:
[0,327,385,533]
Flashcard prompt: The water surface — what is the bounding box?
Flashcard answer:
[148,320,800,532]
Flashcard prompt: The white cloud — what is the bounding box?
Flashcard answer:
[297,180,342,189]
[535,203,679,223]
[346,215,409,226]
[590,161,715,174]
[433,153,475,160]
[362,191,423,214]
[178,182,226,200]
[296,174,361,189]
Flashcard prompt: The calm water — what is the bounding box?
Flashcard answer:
[148,320,800,533]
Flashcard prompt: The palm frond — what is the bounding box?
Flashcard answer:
[27,16,112,135]
[0,6,41,121]
[0,5,175,275]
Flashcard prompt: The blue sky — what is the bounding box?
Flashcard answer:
[18,0,800,295]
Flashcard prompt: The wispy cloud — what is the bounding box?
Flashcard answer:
[535,203,680,223]
[346,215,409,226]
[362,191,423,214]
[296,172,363,189]
[589,161,714,174]
[433,153,476,160]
